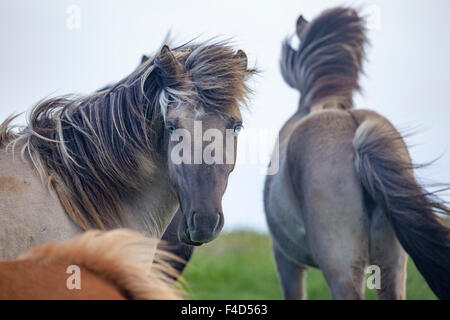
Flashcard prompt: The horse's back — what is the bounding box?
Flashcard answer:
[0,259,125,299]
[0,229,183,300]
[0,144,81,259]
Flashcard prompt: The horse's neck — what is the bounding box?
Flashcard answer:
[120,168,179,240]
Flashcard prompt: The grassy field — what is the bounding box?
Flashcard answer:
[181,231,437,300]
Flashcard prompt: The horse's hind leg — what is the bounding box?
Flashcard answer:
[287,110,372,299]
[298,156,370,299]
[272,242,307,299]
[369,207,407,300]
[304,203,369,300]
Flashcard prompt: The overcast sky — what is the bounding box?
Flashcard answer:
[1,0,449,231]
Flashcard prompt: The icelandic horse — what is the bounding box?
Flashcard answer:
[264,8,450,299]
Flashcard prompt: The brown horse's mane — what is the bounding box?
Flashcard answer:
[0,40,255,230]
[17,229,184,299]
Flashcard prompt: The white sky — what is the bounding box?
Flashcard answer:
[1,0,449,231]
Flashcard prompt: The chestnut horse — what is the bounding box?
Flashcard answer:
[0,41,255,260]
[265,8,450,300]
[0,229,182,299]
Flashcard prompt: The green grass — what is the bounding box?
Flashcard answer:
[181,230,436,300]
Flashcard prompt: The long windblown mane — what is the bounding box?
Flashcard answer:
[0,40,254,230]
[280,7,367,110]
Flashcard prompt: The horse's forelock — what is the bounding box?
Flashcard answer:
[182,43,255,113]
[137,41,255,121]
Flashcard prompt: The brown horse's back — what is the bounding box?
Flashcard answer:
[0,229,182,300]
[0,260,125,299]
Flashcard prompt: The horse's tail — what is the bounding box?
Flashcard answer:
[280,7,367,109]
[353,117,450,299]
[19,229,184,300]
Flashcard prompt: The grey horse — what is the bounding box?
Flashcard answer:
[0,41,255,260]
[265,7,450,300]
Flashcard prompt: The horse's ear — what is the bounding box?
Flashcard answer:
[296,15,309,41]
[153,45,183,88]
[143,46,183,106]
[140,55,149,64]
[235,49,248,72]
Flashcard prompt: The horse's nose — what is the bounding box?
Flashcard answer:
[189,211,223,243]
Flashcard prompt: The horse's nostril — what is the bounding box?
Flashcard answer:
[214,213,221,231]
[190,211,223,235]
[190,211,197,230]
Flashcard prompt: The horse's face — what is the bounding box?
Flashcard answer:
[150,44,252,245]
[165,104,242,245]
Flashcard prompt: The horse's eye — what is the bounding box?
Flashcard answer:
[166,124,176,134]
[233,124,243,135]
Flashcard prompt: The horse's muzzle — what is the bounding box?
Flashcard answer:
[177,210,223,245]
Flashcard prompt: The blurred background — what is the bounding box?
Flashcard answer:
[1,0,449,299]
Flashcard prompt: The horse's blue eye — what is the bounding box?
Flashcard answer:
[233,124,243,135]
[167,124,176,134]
